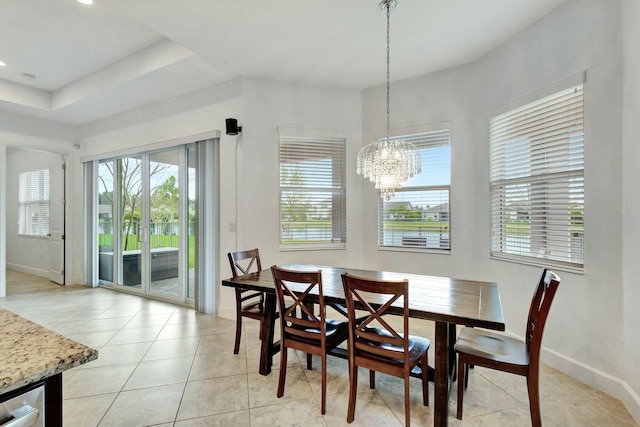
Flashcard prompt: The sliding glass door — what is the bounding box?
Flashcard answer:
[97,146,195,305]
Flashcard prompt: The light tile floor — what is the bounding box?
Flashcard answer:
[2,270,638,427]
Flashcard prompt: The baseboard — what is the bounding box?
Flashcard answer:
[502,330,640,424]
[217,305,235,321]
[541,346,640,424]
[6,263,48,278]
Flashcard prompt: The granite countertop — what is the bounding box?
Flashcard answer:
[0,308,98,394]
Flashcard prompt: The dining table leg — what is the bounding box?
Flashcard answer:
[434,321,454,427]
[258,292,278,375]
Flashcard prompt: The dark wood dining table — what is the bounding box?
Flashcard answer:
[221,264,505,427]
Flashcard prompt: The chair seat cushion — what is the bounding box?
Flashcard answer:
[455,327,529,366]
[357,327,430,365]
[286,318,349,348]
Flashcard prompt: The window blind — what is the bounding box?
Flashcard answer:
[490,85,584,270]
[18,168,50,236]
[378,128,451,250]
[279,132,346,248]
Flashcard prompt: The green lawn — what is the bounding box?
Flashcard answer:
[99,234,196,268]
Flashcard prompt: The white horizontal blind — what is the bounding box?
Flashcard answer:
[18,168,51,236]
[279,132,346,248]
[490,85,584,270]
[378,129,451,250]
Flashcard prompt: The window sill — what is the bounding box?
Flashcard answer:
[280,243,346,252]
[18,234,50,240]
[378,246,451,255]
[490,253,584,275]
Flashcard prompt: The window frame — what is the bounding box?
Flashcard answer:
[376,124,452,252]
[278,126,347,250]
[18,168,51,237]
[489,83,585,272]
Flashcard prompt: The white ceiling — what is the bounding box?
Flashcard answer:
[0,0,567,125]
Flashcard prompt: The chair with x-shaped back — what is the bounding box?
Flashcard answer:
[228,248,276,355]
[341,272,430,427]
[270,265,349,415]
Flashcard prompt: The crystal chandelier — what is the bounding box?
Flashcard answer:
[357,0,421,201]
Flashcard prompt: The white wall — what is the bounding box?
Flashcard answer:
[216,78,362,318]
[77,77,362,319]
[6,149,63,277]
[622,0,640,421]
[362,0,635,415]
[77,79,244,310]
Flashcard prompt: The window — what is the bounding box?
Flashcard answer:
[279,128,346,249]
[490,84,584,271]
[378,126,451,250]
[18,168,50,236]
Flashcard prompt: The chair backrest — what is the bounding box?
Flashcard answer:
[526,269,561,366]
[228,248,262,278]
[271,266,326,343]
[341,273,410,367]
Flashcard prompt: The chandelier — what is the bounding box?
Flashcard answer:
[357,0,421,201]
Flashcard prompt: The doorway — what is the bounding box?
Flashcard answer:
[3,147,66,293]
[96,145,196,305]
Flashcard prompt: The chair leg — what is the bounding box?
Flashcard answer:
[422,351,429,406]
[404,375,411,427]
[321,355,327,415]
[234,312,242,355]
[456,354,465,420]
[369,370,375,389]
[277,347,287,398]
[307,353,313,370]
[347,359,358,423]
[527,374,542,427]
[465,363,469,389]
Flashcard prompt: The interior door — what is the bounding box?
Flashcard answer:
[48,158,65,285]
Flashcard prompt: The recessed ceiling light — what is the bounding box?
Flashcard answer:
[78,0,93,5]
[0,60,6,67]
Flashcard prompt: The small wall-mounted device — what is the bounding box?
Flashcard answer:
[225,118,242,135]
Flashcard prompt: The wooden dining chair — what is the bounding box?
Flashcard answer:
[228,248,276,355]
[341,273,430,427]
[455,268,561,427]
[270,265,349,415]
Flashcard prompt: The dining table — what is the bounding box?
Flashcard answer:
[221,264,505,427]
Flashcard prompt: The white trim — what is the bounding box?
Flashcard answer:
[217,305,235,321]
[5,263,49,277]
[501,329,640,424]
[542,345,640,424]
[0,142,6,297]
[80,130,221,163]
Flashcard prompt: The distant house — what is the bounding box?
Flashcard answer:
[307,198,332,220]
[385,201,414,219]
[421,202,449,221]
